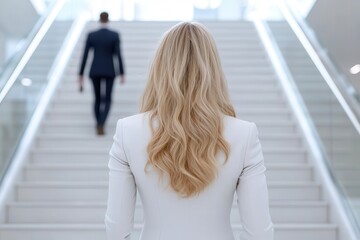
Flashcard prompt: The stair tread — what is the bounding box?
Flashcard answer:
[17,181,319,187]
[24,162,312,169]
[31,147,307,153]
[7,200,328,207]
[0,223,337,230]
[37,132,298,138]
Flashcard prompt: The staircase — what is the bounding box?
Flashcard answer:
[0,21,339,240]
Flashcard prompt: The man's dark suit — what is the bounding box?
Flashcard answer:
[79,27,125,128]
[79,28,124,78]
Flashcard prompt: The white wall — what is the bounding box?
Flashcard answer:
[306,0,360,91]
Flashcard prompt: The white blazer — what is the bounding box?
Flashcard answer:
[105,112,274,240]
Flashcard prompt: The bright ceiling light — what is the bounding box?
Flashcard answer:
[350,64,360,75]
[21,78,32,87]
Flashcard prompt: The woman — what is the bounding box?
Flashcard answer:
[105,22,273,240]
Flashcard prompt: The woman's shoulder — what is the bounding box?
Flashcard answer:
[114,113,152,145]
[222,115,257,142]
[121,112,148,121]
[117,112,151,131]
[223,115,255,130]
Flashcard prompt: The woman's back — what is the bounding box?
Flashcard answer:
[105,112,273,240]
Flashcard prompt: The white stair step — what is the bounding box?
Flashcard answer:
[312,117,351,126]
[50,97,287,108]
[57,82,281,93]
[76,38,268,48]
[322,139,359,151]
[55,89,285,101]
[0,223,337,240]
[36,135,303,149]
[71,48,268,58]
[78,36,263,44]
[16,181,319,202]
[40,117,296,126]
[62,73,279,82]
[7,201,327,224]
[65,67,275,76]
[89,21,254,27]
[265,164,313,181]
[317,125,355,136]
[286,67,320,75]
[46,107,138,116]
[40,125,118,135]
[260,135,302,148]
[30,148,308,164]
[40,118,296,128]
[270,224,337,240]
[54,89,283,101]
[36,132,300,140]
[234,201,328,224]
[302,105,344,114]
[35,133,302,149]
[59,76,280,87]
[311,114,351,122]
[333,167,360,181]
[36,136,113,149]
[0,224,106,240]
[67,57,270,68]
[23,163,313,182]
[58,84,281,94]
[45,106,291,115]
[297,84,336,91]
[39,124,297,135]
[302,106,345,114]
[339,182,360,198]
[46,112,294,122]
[52,92,285,102]
[45,108,294,122]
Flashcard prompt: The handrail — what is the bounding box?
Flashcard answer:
[275,0,360,135]
[0,0,66,104]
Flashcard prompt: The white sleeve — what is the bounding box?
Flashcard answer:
[236,123,274,240]
[105,119,137,240]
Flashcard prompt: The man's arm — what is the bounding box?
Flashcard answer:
[79,33,91,76]
[78,34,91,91]
[115,33,125,82]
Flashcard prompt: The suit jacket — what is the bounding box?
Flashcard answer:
[79,28,124,79]
[105,112,274,240]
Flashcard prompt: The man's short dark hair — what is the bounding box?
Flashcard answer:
[100,12,109,23]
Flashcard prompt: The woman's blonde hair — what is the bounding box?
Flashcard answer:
[140,22,236,197]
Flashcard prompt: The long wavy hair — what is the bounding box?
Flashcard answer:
[140,22,236,197]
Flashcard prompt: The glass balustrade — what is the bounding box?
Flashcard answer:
[266,9,360,231]
[0,0,56,90]
[0,0,77,180]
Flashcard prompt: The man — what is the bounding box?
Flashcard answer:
[79,12,125,136]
